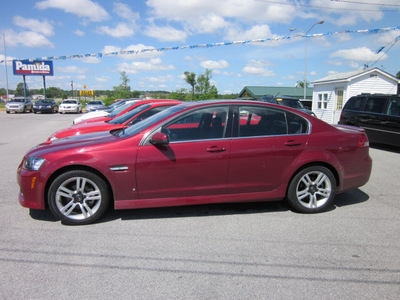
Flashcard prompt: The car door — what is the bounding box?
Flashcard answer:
[135,105,231,200]
[228,105,309,194]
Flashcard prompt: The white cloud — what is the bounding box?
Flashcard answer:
[200,59,229,69]
[97,23,135,38]
[147,0,296,34]
[144,75,174,83]
[96,76,111,82]
[243,59,275,77]
[331,47,387,62]
[309,0,389,26]
[36,0,109,22]
[144,24,188,42]
[4,30,54,48]
[13,16,54,36]
[225,25,275,42]
[57,66,86,73]
[74,30,85,37]
[77,75,87,80]
[114,2,140,21]
[80,56,101,64]
[117,58,175,74]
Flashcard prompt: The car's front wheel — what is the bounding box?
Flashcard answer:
[48,170,110,225]
[286,166,336,213]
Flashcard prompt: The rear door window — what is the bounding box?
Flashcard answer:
[362,97,387,114]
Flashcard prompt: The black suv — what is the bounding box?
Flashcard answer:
[339,94,400,147]
[261,95,316,116]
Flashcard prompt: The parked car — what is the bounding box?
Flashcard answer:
[85,100,105,112]
[33,99,59,114]
[261,95,316,116]
[339,94,400,147]
[73,99,137,124]
[5,97,33,113]
[59,99,82,114]
[48,102,181,141]
[17,100,372,225]
[75,99,182,125]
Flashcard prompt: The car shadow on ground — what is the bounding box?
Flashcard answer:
[28,189,369,224]
[370,143,400,153]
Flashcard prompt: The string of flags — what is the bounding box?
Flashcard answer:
[1,26,400,64]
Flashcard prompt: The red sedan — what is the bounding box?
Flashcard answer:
[17,100,372,225]
[48,102,181,141]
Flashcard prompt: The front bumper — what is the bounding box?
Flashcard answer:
[59,106,79,113]
[17,167,46,210]
[6,106,24,113]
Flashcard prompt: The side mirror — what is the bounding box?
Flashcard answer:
[150,132,169,145]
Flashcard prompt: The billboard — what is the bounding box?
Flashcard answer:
[79,90,94,96]
[13,60,54,76]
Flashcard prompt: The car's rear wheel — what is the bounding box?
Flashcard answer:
[287,166,336,213]
[48,170,110,225]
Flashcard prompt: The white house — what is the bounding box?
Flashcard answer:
[311,68,399,124]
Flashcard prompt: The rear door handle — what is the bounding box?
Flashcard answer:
[284,140,302,147]
[206,146,226,153]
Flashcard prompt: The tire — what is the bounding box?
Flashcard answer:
[286,166,336,213]
[48,170,110,225]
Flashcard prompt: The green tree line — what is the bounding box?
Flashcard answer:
[0,70,239,104]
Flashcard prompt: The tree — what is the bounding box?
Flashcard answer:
[396,71,400,79]
[184,71,196,101]
[15,82,27,96]
[113,71,131,98]
[195,69,218,100]
[45,87,63,98]
[296,80,309,88]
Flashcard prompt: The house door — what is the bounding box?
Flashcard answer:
[333,89,344,124]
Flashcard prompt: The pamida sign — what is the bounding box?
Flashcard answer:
[13,60,54,76]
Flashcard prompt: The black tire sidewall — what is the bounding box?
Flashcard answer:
[48,170,110,225]
[287,166,336,214]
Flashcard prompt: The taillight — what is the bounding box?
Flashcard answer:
[358,133,369,148]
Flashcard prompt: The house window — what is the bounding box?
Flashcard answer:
[318,93,328,109]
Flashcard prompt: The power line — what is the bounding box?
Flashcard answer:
[368,34,400,68]
[331,0,400,8]
[254,0,400,11]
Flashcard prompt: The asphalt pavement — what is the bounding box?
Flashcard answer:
[0,112,399,299]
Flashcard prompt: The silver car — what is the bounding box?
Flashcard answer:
[85,100,105,112]
[5,97,33,113]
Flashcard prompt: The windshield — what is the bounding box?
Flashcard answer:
[108,101,138,118]
[281,99,304,109]
[36,100,53,105]
[11,98,25,103]
[118,105,186,137]
[63,100,78,104]
[109,104,150,125]
[88,101,103,105]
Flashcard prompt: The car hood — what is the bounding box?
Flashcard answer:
[28,131,119,157]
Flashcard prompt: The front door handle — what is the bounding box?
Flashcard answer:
[206,146,226,153]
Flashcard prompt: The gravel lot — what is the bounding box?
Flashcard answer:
[0,112,399,299]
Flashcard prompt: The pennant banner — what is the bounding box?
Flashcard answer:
[1,26,400,64]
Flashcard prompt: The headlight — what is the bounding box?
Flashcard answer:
[23,157,46,171]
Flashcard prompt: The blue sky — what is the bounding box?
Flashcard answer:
[1,0,399,94]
